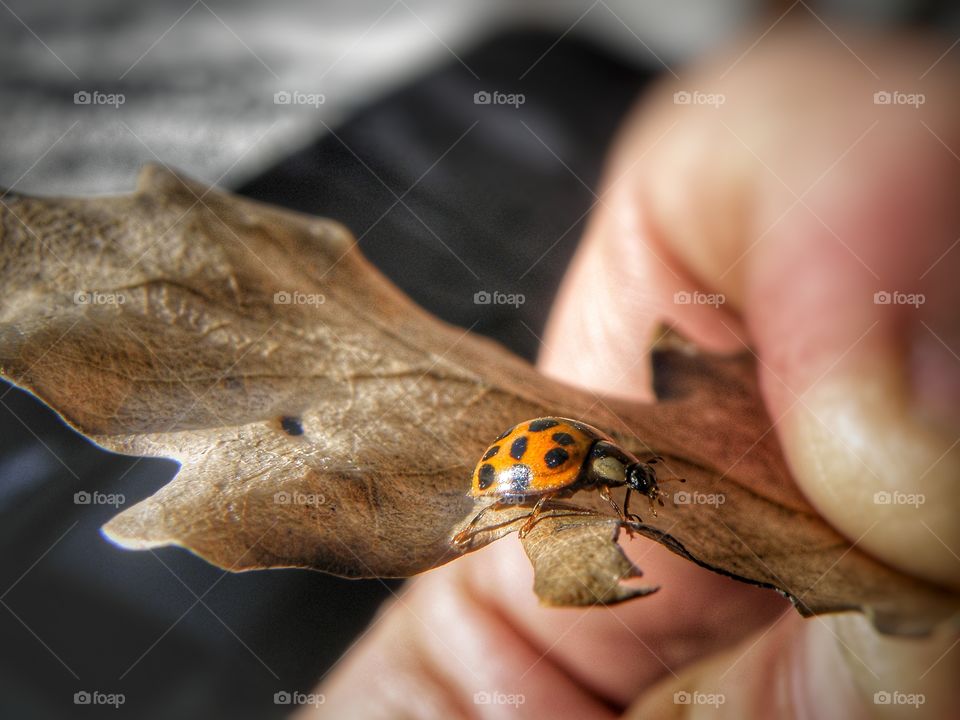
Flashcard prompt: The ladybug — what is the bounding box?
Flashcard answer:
[453,417,684,546]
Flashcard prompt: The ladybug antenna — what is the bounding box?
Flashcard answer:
[647,458,686,488]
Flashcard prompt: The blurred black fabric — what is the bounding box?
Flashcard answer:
[0,31,652,719]
[240,30,650,357]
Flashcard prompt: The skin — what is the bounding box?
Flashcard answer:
[301,24,960,719]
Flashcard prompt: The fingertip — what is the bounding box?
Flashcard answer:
[540,182,749,402]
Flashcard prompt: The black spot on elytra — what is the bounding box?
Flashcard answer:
[478,463,496,490]
[495,425,514,441]
[510,436,528,460]
[280,416,304,436]
[509,464,533,492]
[529,418,559,432]
[482,445,500,461]
[552,432,575,446]
[544,448,570,468]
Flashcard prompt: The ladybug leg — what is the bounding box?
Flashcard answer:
[518,493,554,539]
[653,473,687,512]
[622,488,643,526]
[453,500,506,546]
[600,485,636,537]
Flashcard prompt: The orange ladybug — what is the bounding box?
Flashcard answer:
[453,417,684,545]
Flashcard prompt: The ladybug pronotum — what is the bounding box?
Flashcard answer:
[453,417,685,546]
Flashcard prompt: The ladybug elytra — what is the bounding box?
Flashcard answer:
[453,417,684,546]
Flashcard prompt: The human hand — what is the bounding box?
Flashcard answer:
[306,26,959,719]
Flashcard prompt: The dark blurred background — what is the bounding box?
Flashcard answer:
[1,1,958,718]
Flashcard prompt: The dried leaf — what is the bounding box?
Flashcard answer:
[0,165,956,636]
[523,518,659,605]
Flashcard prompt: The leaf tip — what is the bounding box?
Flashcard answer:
[100,507,164,551]
[134,162,208,200]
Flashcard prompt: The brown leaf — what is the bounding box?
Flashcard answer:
[0,165,956,636]
[523,518,659,605]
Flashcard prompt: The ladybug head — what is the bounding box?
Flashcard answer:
[625,462,658,497]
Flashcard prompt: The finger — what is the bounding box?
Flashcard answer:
[537,178,750,402]
[309,538,784,718]
[626,612,959,719]
[308,547,622,719]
